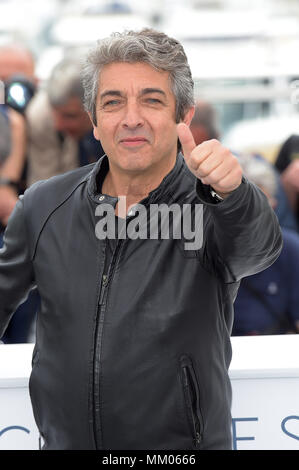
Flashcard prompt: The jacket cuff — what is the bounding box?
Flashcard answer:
[195,176,248,206]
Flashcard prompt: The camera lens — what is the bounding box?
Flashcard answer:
[4,74,35,113]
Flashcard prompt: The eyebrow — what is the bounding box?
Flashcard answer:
[140,88,167,98]
[99,90,123,100]
[99,88,167,101]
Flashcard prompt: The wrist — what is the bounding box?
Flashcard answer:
[210,182,242,201]
[210,188,225,202]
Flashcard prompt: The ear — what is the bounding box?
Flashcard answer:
[182,106,195,127]
[87,112,100,141]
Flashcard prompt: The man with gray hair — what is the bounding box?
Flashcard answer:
[0,29,282,450]
[26,56,104,186]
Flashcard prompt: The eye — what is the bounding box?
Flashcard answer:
[146,98,162,104]
[103,99,121,107]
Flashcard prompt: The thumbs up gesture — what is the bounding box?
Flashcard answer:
[177,123,242,198]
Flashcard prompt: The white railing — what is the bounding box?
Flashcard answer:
[0,335,299,450]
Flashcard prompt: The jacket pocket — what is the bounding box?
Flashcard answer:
[180,354,204,448]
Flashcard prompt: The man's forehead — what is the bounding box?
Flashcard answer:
[0,50,34,80]
[98,61,171,93]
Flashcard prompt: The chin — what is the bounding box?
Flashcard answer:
[117,153,154,173]
[121,162,151,174]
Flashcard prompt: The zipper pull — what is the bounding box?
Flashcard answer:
[99,274,108,305]
[182,367,190,388]
[195,431,201,446]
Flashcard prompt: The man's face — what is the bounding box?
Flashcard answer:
[92,62,192,174]
[51,96,92,139]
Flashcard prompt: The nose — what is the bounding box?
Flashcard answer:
[122,100,144,129]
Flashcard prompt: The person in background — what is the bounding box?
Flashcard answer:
[0,44,38,343]
[0,44,36,83]
[0,103,38,343]
[232,154,299,336]
[0,44,36,228]
[274,134,299,229]
[26,57,105,187]
[190,100,298,232]
[0,105,26,227]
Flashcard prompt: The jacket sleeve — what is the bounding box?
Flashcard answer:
[196,176,283,283]
[0,196,35,339]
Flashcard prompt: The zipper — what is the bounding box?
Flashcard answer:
[92,239,124,449]
[99,273,108,305]
[99,239,123,306]
[180,355,203,448]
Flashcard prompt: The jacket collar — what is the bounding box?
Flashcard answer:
[87,152,185,206]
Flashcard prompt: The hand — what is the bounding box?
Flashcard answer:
[177,123,242,198]
[0,185,18,226]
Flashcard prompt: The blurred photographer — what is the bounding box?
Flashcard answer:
[0,44,37,229]
[0,104,26,228]
[0,44,38,344]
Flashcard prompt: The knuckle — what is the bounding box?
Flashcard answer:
[222,147,232,159]
[208,175,219,185]
[198,161,209,176]
[189,155,199,170]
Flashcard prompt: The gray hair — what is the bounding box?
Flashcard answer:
[81,28,194,125]
[237,153,277,198]
[47,58,85,107]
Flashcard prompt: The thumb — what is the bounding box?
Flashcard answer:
[177,123,196,158]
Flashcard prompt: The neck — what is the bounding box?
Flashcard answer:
[102,155,177,217]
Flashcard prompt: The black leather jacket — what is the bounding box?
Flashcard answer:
[0,153,282,450]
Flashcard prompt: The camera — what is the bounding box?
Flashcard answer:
[4,74,36,114]
[0,74,36,165]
